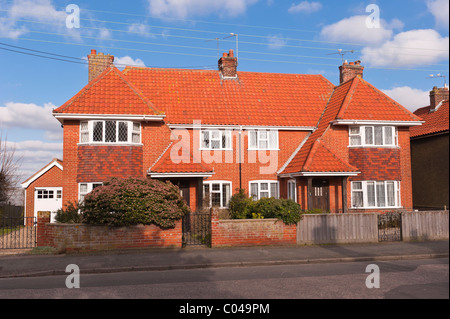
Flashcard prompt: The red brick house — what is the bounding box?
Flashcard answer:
[21,49,422,220]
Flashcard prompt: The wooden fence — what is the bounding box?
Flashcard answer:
[297,213,378,244]
[402,211,449,241]
[297,211,449,244]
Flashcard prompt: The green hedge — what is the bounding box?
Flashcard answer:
[229,189,302,225]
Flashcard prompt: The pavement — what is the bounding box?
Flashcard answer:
[0,240,448,278]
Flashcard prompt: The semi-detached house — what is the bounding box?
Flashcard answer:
[21,49,423,222]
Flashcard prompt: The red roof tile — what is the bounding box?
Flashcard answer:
[122,67,335,127]
[53,66,162,115]
[336,77,422,122]
[410,100,449,137]
[303,140,358,173]
[149,143,214,174]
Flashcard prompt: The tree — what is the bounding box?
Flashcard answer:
[0,131,22,205]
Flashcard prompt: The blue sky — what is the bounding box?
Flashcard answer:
[0,0,448,182]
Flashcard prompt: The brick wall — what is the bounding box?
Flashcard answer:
[349,148,401,180]
[77,145,144,182]
[24,165,63,219]
[210,208,297,247]
[36,211,182,252]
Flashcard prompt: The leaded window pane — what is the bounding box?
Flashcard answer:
[105,121,116,143]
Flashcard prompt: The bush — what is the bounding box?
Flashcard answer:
[228,190,303,225]
[54,201,82,223]
[249,197,302,225]
[228,188,254,219]
[81,177,190,228]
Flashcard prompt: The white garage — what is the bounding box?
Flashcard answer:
[34,187,63,223]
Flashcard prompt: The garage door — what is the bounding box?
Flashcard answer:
[34,188,63,223]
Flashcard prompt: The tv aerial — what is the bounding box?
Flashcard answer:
[428,73,447,87]
[327,49,355,63]
[205,37,221,60]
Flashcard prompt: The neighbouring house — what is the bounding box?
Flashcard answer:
[410,86,449,210]
[21,49,423,221]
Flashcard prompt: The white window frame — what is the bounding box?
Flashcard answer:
[248,130,279,150]
[349,126,398,148]
[79,182,103,202]
[79,120,141,145]
[287,179,297,202]
[249,180,279,200]
[203,180,232,208]
[200,129,232,150]
[351,181,401,209]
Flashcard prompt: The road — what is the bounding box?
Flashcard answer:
[0,258,447,300]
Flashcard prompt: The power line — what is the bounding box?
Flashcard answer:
[1,37,447,73]
[1,8,448,54]
[0,42,216,69]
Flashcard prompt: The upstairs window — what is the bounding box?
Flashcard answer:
[80,121,141,144]
[248,130,278,150]
[201,130,232,150]
[349,126,397,147]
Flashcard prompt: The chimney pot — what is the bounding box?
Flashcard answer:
[218,50,238,79]
[88,49,114,82]
[339,60,364,84]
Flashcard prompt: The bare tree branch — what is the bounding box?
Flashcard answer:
[0,130,23,204]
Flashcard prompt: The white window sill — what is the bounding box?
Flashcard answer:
[78,143,143,146]
[350,206,403,210]
[199,148,234,151]
[348,145,399,149]
[247,148,280,151]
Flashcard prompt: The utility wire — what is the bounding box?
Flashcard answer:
[1,37,447,73]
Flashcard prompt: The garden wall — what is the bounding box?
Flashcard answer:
[37,211,182,252]
[210,208,297,247]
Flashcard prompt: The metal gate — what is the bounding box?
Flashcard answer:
[378,212,402,242]
[182,212,211,247]
[0,216,37,249]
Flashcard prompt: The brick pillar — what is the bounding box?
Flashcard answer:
[37,211,52,247]
[210,207,219,248]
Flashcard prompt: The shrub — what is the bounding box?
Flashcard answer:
[54,201,82,223]
[228,188,254,219]
[249,197,302,225]
[81,177,190,228]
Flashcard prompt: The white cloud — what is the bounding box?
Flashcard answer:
[128,23,155,38]
[0,0,80,39]
[320,15,394,46]
[267,34,287,49]
[288,1,322,14]
[147,0,259,19]
[0,102,60,133]
[362,29,449,67]
[382,86,430,111]
[114,56,146,69]
[427,0,450,28]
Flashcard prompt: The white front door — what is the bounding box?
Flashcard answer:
[34,188,63,223]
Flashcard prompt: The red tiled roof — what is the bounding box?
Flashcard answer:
[122,67,335,127]
[53,66,162,115]
[303,140,358,173]
[335,77,422,122]
[281,77,421,174]
[282,79,355,174]
[410,100,449,138]
[149,143,214,174]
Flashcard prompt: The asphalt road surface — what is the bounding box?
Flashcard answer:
[0,257,447,300]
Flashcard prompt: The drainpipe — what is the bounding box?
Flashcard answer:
[239,125,242,190]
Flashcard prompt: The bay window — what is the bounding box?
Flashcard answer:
[79,182,103,202]
[80,120,141,144]
[351,181,401,208]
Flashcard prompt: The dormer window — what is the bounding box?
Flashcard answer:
[80,120,141,144]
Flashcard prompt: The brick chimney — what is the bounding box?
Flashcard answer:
[88,49,114,82]
[218,50,238,78]
[339,60,364,84]
[429,86,449,111]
